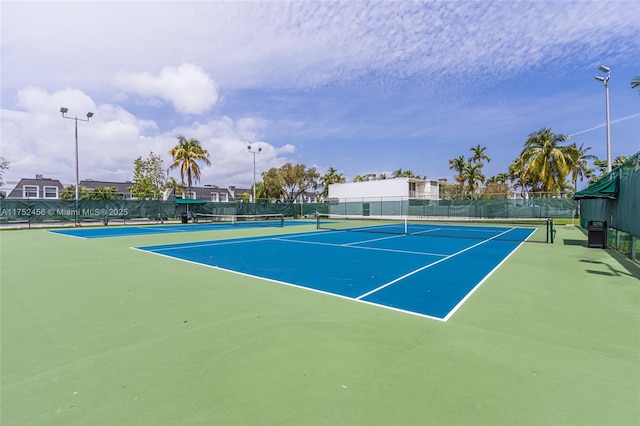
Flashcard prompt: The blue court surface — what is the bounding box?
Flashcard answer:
[134,227,532,321]
[47,220,310,239]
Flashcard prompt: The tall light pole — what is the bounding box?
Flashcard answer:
[595,65,611,172]
[247,145,262,202]
[60,107,93,226]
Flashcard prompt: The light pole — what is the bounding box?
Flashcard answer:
[247,145,262,203]
[60,107,93,226]
[595,65,611,172]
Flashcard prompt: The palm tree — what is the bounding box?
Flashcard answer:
[519,129,572,196]
[168,135,211,198]
[379,173,388,180]
[353,175,364,182]
[469,145,490,168]
[320,167,346,198]
[496,173,509,185]
[566,143,596,191]
[462,162,485,199]
[165,176,186,199]
[508,157,529,196]
[448,155,467,199]
[392,168,416,178]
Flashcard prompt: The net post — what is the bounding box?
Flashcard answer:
[404,218,408,235]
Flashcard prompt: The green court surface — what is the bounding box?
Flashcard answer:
[1,223,638,425]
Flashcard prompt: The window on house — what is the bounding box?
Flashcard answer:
[43,186,58,198]
[220,193,228,202]
[211,193,219,202]
[23,185,38,198]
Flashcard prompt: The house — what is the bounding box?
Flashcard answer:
[169,185,246,203]
[326,177,440,217]
[328,177,439,201]
[6,175,65,199]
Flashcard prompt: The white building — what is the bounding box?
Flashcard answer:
[328,177,439,201]
[327,178,440,217]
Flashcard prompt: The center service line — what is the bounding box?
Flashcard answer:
[355,228,515,300]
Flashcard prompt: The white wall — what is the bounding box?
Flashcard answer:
[329,178,440,200]
[328,178,409,200]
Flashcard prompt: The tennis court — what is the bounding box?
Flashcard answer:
[2,220,639,425]
[48,214,307,239]
[135,219,538,320]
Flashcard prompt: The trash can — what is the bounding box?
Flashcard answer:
[181,212,188,224]
[587,220,607,248]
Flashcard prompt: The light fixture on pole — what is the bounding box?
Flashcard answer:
[60,107,93,226]
[247,145,262,202]
[595,65,611,172]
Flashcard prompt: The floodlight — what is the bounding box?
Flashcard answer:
[87,112,94,118]
[60,107,68,114]
[594,65,612,173]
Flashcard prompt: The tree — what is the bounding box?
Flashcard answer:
[518,128,572,196]
[239,192,251,203]
[89,187,120,200]
[261,167,287,201]
[320,167,346,198]
[469,145,490,168]
[495,173,509,184]
[61,185,90,200]
[0,157,9,186]
[168,135,211,198]
[280,163,320,203]
[165,177,186,199]
[61,185,119,200]
[589,156,630,184]
[462,162,485,199]
[448,155,467,199]
[353,175,364,182]
[260,163,319,203]
[391,168,416,178]
[566,143,595,191]
[130,152,166,200]
[508,156,528,195]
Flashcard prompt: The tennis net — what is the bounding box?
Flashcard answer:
[194,213,284,227]
[316,214,554,243]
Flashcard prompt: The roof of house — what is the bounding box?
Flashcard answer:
[6,176,65,198]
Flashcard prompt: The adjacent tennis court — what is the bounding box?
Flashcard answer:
[135,219,536,320]
[48,214,306,239]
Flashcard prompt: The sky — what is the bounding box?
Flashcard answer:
[1,0,639,192]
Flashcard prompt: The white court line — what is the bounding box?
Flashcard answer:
[130,246,448,322]
[355,227,516,300]
[138,230,335,251]
[274,236,449,257]
[44,229,88,239]
[442,239,527,321]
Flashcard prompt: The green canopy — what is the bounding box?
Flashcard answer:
[174,198,204,204]
[573,177,618,200]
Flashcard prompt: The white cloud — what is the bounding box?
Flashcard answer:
[113,63,219,115]
[2,1,637,95]
[0,87,292,188]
